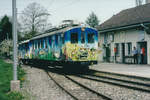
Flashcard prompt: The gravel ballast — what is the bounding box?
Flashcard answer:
[21,65,73,100]
[69,75,150,100]
[21,64,150,100]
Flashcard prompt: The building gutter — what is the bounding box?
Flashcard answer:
[98,22,150,33]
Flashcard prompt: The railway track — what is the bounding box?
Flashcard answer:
[46,70,112,100]
[77,69,150,93]
[46,71,78,100]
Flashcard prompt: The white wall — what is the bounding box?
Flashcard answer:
[145,32,150,64]
[98,29,150,64]
[98,33,104,62]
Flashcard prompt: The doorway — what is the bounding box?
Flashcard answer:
[137,41,147,64]
[103,44,111,62]
[121,43,125,63]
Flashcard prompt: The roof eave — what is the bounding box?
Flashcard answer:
[98,22,150,33]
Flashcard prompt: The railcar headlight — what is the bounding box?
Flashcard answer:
[54,52,60,58]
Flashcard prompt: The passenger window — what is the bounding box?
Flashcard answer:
[35,42,37,49]
[41,40,44,48]
[55,35,58,44]
[88,33,95,43]
[81,32,85,43]
[71,33,78,44]
[45,39,48,49]
[38,41,40,49]
[32,42,34,50]
[49,37,52,46]
[61,34,65,44]
[52,36,55,48]
[33,42,35,50]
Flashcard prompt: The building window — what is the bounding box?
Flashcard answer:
[127,42,132,55]
[71,33,78,43]
[88,33,95,43]
[110,34,114,42]
[104,34,108,43]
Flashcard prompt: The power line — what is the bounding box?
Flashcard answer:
[52,0,81,12]
[49,0,55,6]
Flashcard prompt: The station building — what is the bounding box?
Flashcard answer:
[97,3,150,64]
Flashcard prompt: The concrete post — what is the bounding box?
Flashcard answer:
[11,0,20,91]
[11,80,20,91]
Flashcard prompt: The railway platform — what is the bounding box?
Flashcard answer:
[91,63,150,79]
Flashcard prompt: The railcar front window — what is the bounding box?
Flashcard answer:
[88,33,95,43]
[71,33,78,44]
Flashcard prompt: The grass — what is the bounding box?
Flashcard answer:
[0,59,26,100]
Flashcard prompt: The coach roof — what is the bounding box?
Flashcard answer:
[30,26,78,41]
[30,25,97,41]
[97,3,150,32]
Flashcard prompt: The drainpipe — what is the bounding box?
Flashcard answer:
[140,23,149,30]
[141,23,150,34]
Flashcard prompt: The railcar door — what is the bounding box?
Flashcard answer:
[54,34,61,59]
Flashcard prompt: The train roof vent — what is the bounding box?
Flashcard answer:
[60,20,80,27]
[45,27,59,33]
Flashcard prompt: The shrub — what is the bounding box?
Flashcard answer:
[0,39,13,58]
[7,92,24,100]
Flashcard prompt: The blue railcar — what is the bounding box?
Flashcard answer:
[19,25,99,69]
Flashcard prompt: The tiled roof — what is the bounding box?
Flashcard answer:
[97,3,150,31]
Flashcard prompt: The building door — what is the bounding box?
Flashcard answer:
[121,43,125,63]
[103,44,111,62]
[137,42,147,64]
[106,44,111,62]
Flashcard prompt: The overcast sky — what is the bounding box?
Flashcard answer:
[1,0,137,26]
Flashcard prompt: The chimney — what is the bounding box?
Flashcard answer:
[146,0,150,3]
[135,0,143,6]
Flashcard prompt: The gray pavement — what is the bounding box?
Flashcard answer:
[91,63,150,78]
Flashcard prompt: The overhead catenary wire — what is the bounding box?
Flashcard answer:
[50,0,81,12]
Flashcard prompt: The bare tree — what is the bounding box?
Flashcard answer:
[20,2,51,39]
